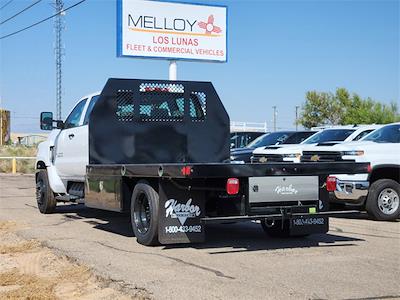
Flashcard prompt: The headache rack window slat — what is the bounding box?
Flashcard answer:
[116,90,134,122]
[190,91,206,122]
[113,83,208,122]
[139,83,184,122]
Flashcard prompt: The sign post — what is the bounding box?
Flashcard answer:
[117,0,227,79]
[169,60,177,80]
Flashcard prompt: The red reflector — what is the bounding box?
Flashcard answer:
[367,164,372,173]
[326,176,337,192]
[226,178,240,195]
[181,166,192,176]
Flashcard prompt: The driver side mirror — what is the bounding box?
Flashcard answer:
[40,112,63,130]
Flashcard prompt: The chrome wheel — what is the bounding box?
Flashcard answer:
[133,193,151,234]
[377,188,399,215]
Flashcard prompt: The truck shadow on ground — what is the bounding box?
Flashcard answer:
[55,204,135,237]
[55,204,364,252]
[169,222,363,253]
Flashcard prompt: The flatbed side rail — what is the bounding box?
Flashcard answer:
[86,162,370,178]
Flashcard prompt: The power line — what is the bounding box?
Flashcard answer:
[0,0,87,40]
[0,0,42,26]
[0,0,14,10]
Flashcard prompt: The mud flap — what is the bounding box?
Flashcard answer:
[290,176,330,236]
[158,180,205,244]
[290,215,329,235]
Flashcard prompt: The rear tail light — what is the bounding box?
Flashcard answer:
[226,178,240,195]
[367,164,372,173]
[326,176,337,192]
[181,166,192,176]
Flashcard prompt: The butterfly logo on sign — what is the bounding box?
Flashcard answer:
[198,15,222,35]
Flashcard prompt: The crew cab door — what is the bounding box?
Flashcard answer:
[54,98,88,181]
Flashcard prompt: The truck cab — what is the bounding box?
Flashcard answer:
[36,92,100,194]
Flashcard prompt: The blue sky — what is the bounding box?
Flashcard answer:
[0,0,399,133]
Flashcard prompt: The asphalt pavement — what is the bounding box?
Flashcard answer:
[0,174,399,300]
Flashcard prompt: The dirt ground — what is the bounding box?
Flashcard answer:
[0,220,147,299]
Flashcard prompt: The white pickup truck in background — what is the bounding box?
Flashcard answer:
[301,123,400,221]
[251,125,382,163]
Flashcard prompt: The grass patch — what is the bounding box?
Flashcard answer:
[0,146,37,157]
[0,145,37,173]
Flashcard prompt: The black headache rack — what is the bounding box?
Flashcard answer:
[88,78,230,165]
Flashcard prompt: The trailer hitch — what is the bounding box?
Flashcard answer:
[264,219,275,228]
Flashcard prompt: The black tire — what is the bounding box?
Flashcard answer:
[130,182,160,246]
[261,220,291,238]
[366,179,400,221]
[35,170,57,214]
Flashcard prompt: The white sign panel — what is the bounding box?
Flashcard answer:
[117,0,227,62]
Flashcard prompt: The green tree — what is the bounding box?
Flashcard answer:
[297,88,400,128]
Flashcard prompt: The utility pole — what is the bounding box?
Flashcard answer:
[295,105,299,131]
[272,106,277,132]
[54,0,64,120]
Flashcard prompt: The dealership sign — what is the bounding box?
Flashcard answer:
[117,0,227,62]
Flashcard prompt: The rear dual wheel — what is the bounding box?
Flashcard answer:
[130,182,160,246]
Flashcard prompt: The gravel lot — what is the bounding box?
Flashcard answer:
[0,174,399,300]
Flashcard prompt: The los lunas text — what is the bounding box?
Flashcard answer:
[128,15,197,32]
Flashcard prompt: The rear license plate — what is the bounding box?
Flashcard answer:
[290,215,329,235]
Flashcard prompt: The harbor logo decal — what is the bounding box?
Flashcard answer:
[275,184,299,195]
[165,199,201,225]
